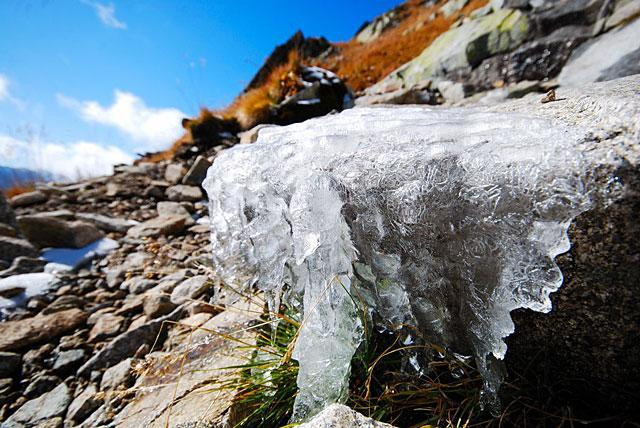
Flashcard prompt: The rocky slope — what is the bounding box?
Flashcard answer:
[0,0,639,427]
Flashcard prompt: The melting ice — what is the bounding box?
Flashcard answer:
[203,106,595,420]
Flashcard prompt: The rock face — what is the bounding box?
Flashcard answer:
[17,216,104,249]
[558,17,640,87]
[203,75,640,419]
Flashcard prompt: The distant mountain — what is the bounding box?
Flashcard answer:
[0,166,58,190]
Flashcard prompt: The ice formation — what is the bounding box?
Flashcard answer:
[203,106,595,420]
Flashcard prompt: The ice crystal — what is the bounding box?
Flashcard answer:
[203,106,594,420]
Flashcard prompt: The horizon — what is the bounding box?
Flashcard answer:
[0,0,401,178]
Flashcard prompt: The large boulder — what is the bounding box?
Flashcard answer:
[367,8,530,94]
[203,75,640,420]
[17,215,104,249]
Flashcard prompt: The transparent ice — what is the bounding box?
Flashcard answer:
[203,106,594,421]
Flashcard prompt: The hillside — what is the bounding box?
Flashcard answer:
[1,0,640,427]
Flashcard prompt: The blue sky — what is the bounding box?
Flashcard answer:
[0,0,400,178]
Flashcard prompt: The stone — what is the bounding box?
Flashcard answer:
[0,308,87,351]
[297,404,396,428]
[605,0,640,30]
[88,313,124,342]
[17,216,104,249]
[164,163,186,184]
[238,124,278,144]
[75,212,138,233]
[0,256,47,278]
[24,374,60,398]
[143,292,176,319]
[33,417,63,428]
[52,349,85,372]
[66,383,101,424]
[0,193,17,228]
[120,276,156,294]
[0,236,39,263]
[356,7,403,43]
[558,18,640,87]
[42,295,83,314]
[112,297,261,428]
[78,306,183,377]
[9,190,47,208]
[442,0,469,17]
[126,215,187,238]
[0,352,21,377]
[3,383,71,427]
[165,184,203,202]
[182,156,212,186]
[0,222,17,237]
[156,201,194,226]
[99,357,133,391]
[169,275,210,305]
[0,285,25,298]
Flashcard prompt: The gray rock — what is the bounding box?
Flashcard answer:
[558,17,640,87]
[120,276,156,294]
[0,193,17,229]
[66,383,101,424]
[17,216,104,249]
[605,0,640,30]
[0,236,39,263]
[88,313,124,342]
[164,163,186,184]
[170,275,210,305]
[156,201,194,226]
[78,306,183,377]
[52,349,85,372]
[297,404,396,428]
[99,357,133,391]
[9,190,47,208]
[182,156,212,186]
[0,351,21,377]
[143,293,176,319]
[0,256,47,278]
[0,222,17,238]
[126,215,187,238]
[24,374,60,398]
[75,212,138,233]
[165,184,203,202]
[3,383,71,427]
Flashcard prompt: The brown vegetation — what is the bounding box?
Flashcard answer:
[3,183,35,199]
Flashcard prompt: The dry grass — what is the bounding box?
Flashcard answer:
[314,0,489,92]
[3,183,36,199]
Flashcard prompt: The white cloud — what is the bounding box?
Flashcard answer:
[0,75,9,100]
[81,0,127,29]
[0,74,26,110]
[58,90,187,151]
[0,134,133,180]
